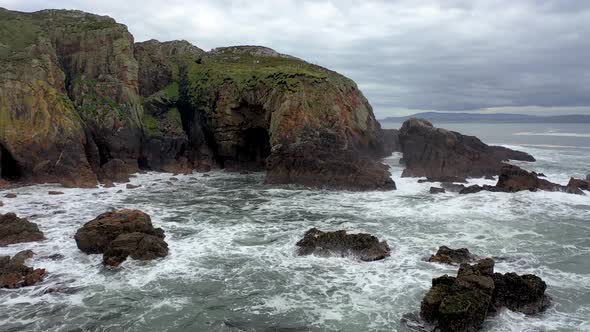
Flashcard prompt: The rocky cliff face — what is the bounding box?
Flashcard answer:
[0,8,393,190]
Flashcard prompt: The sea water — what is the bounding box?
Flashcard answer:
[0,122,589,331]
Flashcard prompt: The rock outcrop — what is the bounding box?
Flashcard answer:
[0,8,394,191]
[398,118,535,179]
[0,250,46,288]
[296,228,390,261]
[0,213,45,246]
[429,187,445,194]
[459,164,581,195]
[420,258,549,332]
[428,246,476,265]
[74,209,168,266]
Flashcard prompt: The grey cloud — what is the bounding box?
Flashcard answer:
[1,0,589,117]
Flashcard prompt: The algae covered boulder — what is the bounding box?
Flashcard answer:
[296,227,390,261]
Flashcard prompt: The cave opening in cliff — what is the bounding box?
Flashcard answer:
[0,144,22,181]
[237,127,271,170]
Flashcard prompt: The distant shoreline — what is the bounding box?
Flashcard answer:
[380,112,590,123]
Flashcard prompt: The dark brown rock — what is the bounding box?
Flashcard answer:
[496,164,563,192]
[0,250,46,289]
[48,191,64,195]
[4,193,17,198]
[0,213,45,246]
[566,177,589,194]
[103,232,169,267]
[421,259,495,332]
[296,228,390,261]
[0,201,3,207]
[420,258,550,332]
[429,187,445,194]
[382,128,400,155]
[74,209,164,254]
[399,118,535,179]
[428,246,476,265]
[126,184,141,189]
[490,272,550,315]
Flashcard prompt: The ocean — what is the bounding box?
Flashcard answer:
[0,122,589,331]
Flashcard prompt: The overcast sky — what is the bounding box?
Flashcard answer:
[2,0,590,117]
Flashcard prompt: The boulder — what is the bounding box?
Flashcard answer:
[0,213,45,246]
[0,250,46,289]
[420,259,495,332]
[296,228,390,261]
[490,272,550,315]
[103,232,168,267]
[74,209,165,255]
[399,118,535,179]
[429,187,445,194]
[428,246,476,265]
[420,258,550,331]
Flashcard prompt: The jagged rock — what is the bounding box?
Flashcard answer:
[490,272,550,315]
[103,232,168,267]
[74,209,165,256]
[430,187,445,194]
[399,118,535,179]
[428,246,476,265]
[0,213,45,246]
[566,177,589,193]
[420,259,495,332]
[48,191,64,195]
[4,193,17,198]
[296,228,390,261]
[497,165,563,192]
[459,165,576,195]
[0,250,46,288]
[419,258,550,332]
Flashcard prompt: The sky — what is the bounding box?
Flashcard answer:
[2,0,590,118]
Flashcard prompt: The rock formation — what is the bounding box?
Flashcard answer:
[398,118,535,179]
[427,246,476,265]
[459,164,583,195]
[0,250,46,288]
[420,258,549,332]
[429,187,445,194]
[0,8,394,191]
[296,228,390,261]
[74,209,168,266]
[0,213,45,246]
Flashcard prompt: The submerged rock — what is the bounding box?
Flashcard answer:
[399,118,535,179]
[0,250,46,289]
[296,228,390,261]
[0,213,45,246]
[74,209,167,266]
[48,191,64,195]
[126,184,141,189]
[4,193,17,198]
[418,176,467,184]
[428,246,476,265]
[419,258,550,332]
[429,187,445,194]
[441,182,467,193]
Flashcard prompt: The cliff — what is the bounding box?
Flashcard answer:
[0,8,394,190]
